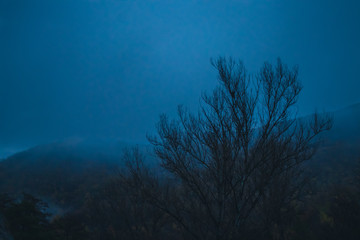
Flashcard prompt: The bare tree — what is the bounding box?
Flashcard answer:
[126,57,332,240]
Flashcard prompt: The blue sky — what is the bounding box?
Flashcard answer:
[1,0,359,153]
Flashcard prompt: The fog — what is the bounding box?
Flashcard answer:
[1,0,360,156]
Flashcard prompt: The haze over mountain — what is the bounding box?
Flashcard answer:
[326,103,360,141]
[0,102,359,208]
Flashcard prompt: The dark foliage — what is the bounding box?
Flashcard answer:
[0,193,53,240]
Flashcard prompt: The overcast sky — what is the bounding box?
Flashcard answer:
[1,0,360,154]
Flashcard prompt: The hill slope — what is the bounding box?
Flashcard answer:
[0,140,139,206]
[0,104,359,206]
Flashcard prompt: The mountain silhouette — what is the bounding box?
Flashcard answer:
[0,103,359,206]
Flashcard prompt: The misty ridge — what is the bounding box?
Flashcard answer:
[0,56,360,240]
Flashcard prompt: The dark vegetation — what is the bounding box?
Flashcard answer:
[1,58,360,239]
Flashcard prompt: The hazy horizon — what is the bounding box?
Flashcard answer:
[1,0,360,156]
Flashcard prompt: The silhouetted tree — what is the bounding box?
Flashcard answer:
[123,57,332,240]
